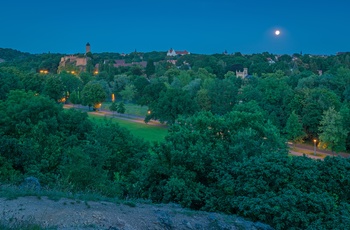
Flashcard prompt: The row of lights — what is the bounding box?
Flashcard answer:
[39,70,49,74]
[40,70,99,75]
[67,71,77,75]
[67,70,99,75]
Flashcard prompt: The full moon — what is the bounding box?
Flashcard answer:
[275,30,281,36]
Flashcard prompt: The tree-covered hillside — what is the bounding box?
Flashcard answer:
[0,48,31,62]
[1,49,350,229]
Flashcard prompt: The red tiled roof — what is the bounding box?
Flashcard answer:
[175,50,189,55]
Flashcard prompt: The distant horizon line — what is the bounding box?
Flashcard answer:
[0,46,348,56]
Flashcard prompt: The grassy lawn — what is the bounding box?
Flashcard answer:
[101,102,149,117]
[88,113,168,143]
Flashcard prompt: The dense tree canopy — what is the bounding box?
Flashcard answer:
[2,49,350,229]
[145,88,199,124]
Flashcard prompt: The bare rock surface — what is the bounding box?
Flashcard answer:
[0,196,273,230]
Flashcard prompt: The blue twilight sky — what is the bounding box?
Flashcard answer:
[1,0,349,55]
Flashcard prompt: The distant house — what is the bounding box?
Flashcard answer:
[167,48,190,57]
[175,50,190,55]
[136,61,147,68]
[58,55,89,72]
[60,55,88,67]
[113,60,129,67]
[236,68,248,78]
[58,43,91,73]
[267,58,275,64]
[167,59,177,65]
[113,60,147,68]
[167,48,176,56]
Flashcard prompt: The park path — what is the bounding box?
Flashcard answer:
[288,143,350,160]
[63,104,166,127]
[63,104,349,159]
[289,149,323,160]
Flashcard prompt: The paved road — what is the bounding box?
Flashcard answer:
[63,104,350,160]
[288,143,350,159]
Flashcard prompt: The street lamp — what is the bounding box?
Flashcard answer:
[313,139,317,156]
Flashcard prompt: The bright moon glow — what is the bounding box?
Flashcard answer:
[275,30,281,36]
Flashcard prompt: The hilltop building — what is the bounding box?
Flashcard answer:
[94,59,148,72]
[236,68,248,78]
[112,60,147,68]
[86,42,91,53]
[58,43,91,73]
[267,58,275,64]
[167,48,190,57]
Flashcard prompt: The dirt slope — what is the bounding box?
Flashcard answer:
[0,196,273,230]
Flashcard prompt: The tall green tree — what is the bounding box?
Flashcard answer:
[133,76,150,102]
[69,90,81,105]
[255,73,293,129]
[284,111,306,146]
[81,82,107,110]
[43,75,64,102]
[318,107,348,155]
[60,72,83,102]
[206,77,239,115]
[302,88,341,138]
[137,81,166,106]
[79,72,93,85]
[109,101,118,116]
[340,104,350,150]
[145,59,155,77]
[117,102,126,114]
[119,84,136,102]
[196,89,211,111]
[145,88,198,124]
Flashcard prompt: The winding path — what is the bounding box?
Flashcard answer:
[63,104,350,160]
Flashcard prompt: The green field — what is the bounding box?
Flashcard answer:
[101,102,149,117]
[88,113,168,143]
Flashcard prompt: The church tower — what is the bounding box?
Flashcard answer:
[86,42,91,54]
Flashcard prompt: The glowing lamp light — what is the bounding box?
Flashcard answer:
[313,139,317,156]
[39,70,48,74]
